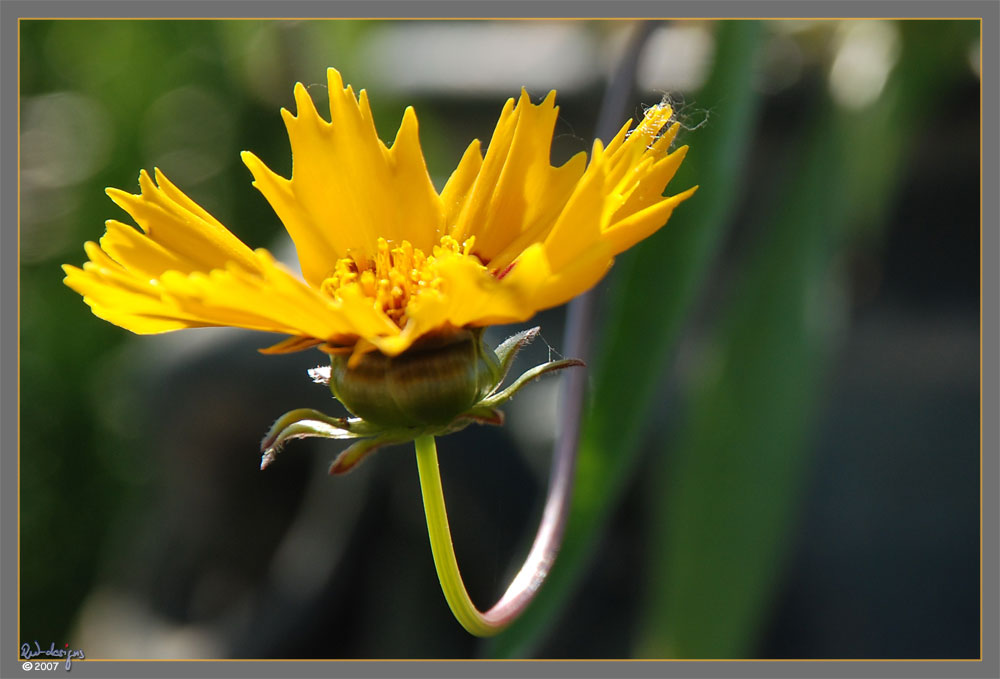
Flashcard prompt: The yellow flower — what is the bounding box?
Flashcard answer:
[63,68,696,365]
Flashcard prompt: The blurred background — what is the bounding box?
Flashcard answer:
[19,19,980,659]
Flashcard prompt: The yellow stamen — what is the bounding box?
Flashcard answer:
[322,235,480,327]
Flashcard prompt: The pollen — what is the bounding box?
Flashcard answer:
[321,235,479,326]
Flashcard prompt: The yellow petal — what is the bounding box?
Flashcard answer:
[508,241,615,312]
[65,244,392,341]
[105,169,261,275]
[451,90,587,264]
[99,220,189,279]
[539,139,611,271]
[611,145,690,222]
[243,68,443,287]
[602,118,633,156]
[448,96,518,244]
[65,174,401,346]
[440,139,483,228]
[259,335,324,354]
[485,148,587,273]
[603,186,699,255]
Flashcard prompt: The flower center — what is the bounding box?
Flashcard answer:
[321,235,479,327]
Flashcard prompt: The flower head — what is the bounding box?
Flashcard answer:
[63,67,696,366]
[63,68,696,470]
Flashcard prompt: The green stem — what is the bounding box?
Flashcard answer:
[415,429,577,637]
[414,434,498,636]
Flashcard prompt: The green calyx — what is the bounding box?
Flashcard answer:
[329,328,501,428]
[260,326,583,475]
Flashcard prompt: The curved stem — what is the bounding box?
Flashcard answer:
[414,435,494,636]
[415,432,577,636]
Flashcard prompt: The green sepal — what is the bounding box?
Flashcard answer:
[329,434,411,475]
[455,405,505,427]
[260,407,381,470]
[489,326,541,395]
[480,358,586,409]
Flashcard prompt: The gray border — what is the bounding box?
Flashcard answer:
[3,2,997,678]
